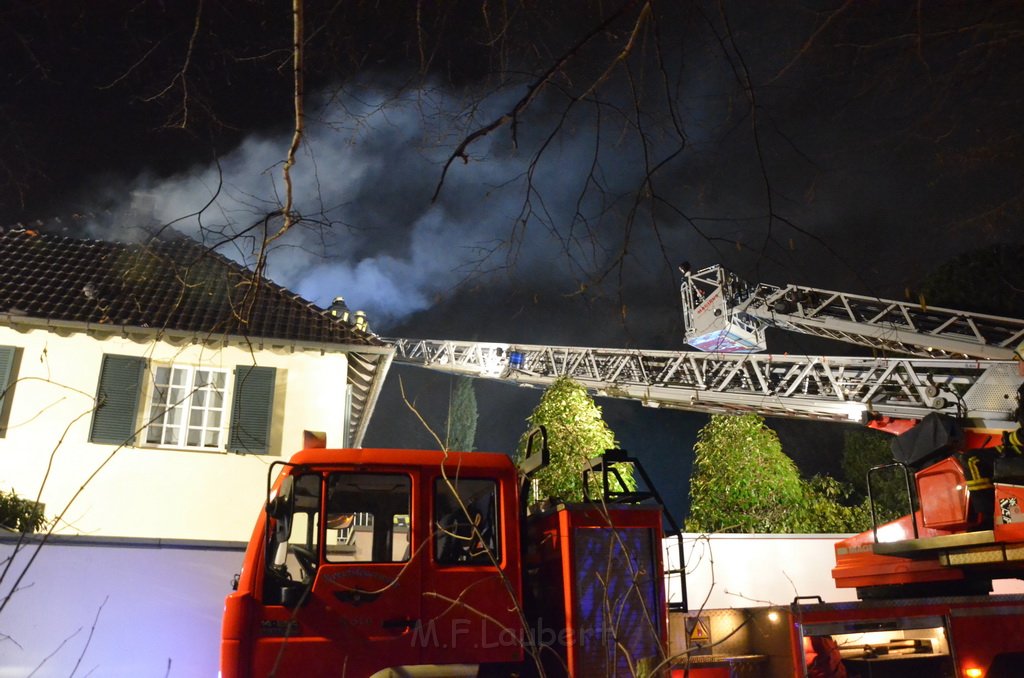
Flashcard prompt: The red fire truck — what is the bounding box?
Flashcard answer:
[221,437,672,677]
[224,265,1024,676]
[221,434,1024,677]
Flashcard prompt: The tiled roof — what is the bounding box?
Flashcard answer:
[0,229,379,347]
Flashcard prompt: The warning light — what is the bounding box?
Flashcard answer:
[964,668,983,678]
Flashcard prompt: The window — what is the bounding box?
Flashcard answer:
[434,478,500,565]
[88,353,276,453]
[267,473,322,588]
[145,365,227,449]
[325,473,411,563]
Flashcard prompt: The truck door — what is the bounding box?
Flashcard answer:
[254,470,422,677]
[420,474,524,667]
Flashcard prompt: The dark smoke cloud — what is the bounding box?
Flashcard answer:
[86,80,704,330]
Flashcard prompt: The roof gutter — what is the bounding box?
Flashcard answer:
[0,314,393,356]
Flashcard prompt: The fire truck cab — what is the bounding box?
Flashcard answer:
[221,445,669,677]
[221,448,524,678]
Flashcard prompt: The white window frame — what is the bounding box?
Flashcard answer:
[143,364,229,451]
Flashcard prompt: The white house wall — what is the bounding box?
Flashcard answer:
[0,326,351,541]
[0,537,242,677]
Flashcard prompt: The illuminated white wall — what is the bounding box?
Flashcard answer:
[0,326,353,541]
[0,538,242,678]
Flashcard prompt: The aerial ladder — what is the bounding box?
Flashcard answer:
[386,335,1020,432]
[383,264,1024,597]
[385,279,1022,435]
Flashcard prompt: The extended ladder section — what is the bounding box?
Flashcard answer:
[384,264,1023,433]
[385,338,1021,431]
[681,264,1024,360]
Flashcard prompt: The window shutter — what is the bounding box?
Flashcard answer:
[89,354,146,445]
[227,366,276,454]
[0,346,19,437]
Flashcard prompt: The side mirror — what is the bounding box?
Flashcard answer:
[267,475,295,520]
[268,475,296,548]
[519,426,550,476]
[519,426,550,509]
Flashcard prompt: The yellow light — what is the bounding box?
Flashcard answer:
[965,668,983,678]
[767,611,779,623]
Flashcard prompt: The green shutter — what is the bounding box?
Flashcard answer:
[227,366,276,454]
[89,354,146,445]
[0,346,19,437]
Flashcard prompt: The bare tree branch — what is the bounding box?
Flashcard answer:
[431,0,645,202]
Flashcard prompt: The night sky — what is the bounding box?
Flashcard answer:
[3,2,1022,518]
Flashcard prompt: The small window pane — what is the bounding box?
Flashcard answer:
[165,404,182,427]
[168,386,185,407]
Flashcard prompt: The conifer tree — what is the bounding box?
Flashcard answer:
[445,377,478,451]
